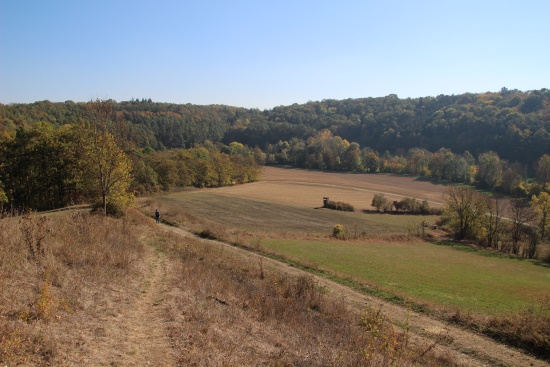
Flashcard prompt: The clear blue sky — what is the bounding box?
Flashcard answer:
[1,0,548,109]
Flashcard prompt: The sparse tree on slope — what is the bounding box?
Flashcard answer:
[78,100,134,216]
[485,196,506,249]
[371,193,389,213]
[444,186,487,240]
[508,199,536,256]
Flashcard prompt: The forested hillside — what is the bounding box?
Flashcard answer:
[1,89,550,212]
[227,88,550,165]
[0,101,261,213]
[2,88,549,164]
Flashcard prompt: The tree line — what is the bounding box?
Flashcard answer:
[2,88,549,166]
[0,101,262,215]
[263,129,550,199]
[1,89,549,213]
[443,186,550,260]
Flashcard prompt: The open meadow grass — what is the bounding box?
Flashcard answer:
[147,167,550,358]
[154,190,550,317]
[259,238,550,316]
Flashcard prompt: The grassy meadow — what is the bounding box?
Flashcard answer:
[259,238,550,316]
[151,167,550,318]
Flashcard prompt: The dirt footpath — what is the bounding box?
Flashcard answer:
[162,224,549,367]
[56,246,176,366]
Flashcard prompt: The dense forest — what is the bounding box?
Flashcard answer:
[2,88,549,163]
[0,101,262,214]
[1,88,549,212]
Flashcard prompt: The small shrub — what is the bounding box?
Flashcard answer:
[326,200,354,212]
[332,224,346,239]
[198,228,218,240]
[393,198,443,215]
[19,214,49,260]
[483,300,550,360]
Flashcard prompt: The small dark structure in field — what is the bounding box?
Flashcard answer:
[323,197,330,208]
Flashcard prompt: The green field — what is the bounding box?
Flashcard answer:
[260,238,550,315]
[155,189,550,317]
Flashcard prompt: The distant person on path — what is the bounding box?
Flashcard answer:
[155,209,160,223]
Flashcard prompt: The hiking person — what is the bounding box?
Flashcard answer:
[155,209,160,223]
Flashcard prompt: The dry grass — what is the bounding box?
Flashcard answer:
[143,194,550,362]
[0,210,146,366]
[1,205,461,366]
[153,226,457,366]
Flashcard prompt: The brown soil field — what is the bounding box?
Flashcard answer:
[207,166,447,210]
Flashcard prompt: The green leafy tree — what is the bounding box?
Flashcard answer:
[428,148,451,180]
[154,158,179,191]
[0,123,79,211]
[342,142,363,171]
[477,151,503,190]
[362,149,380,173]
[406,148,431,176]
[371,193,389,213]
[536,154,550,184]
[531,192,550,241]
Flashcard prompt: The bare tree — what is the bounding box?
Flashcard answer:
[485,195,506,249]
[507,199,536,256]
[444,186,487,240]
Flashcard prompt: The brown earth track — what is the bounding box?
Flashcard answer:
[161,224,549,367]
[55,246,176,366]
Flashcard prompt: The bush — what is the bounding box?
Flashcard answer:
[372,193,389,212]
[394,197,443,215]
[483,302,550,360]
[326,200,354,212]
[332,224,346,239]
[198,228,219,240]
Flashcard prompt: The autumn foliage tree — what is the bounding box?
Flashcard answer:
[371,193,390,213]
[531,192,550,241]
[77,100,134,216]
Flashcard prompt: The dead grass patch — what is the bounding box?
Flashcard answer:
[154,224,458,366]
[0,210,146,365]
